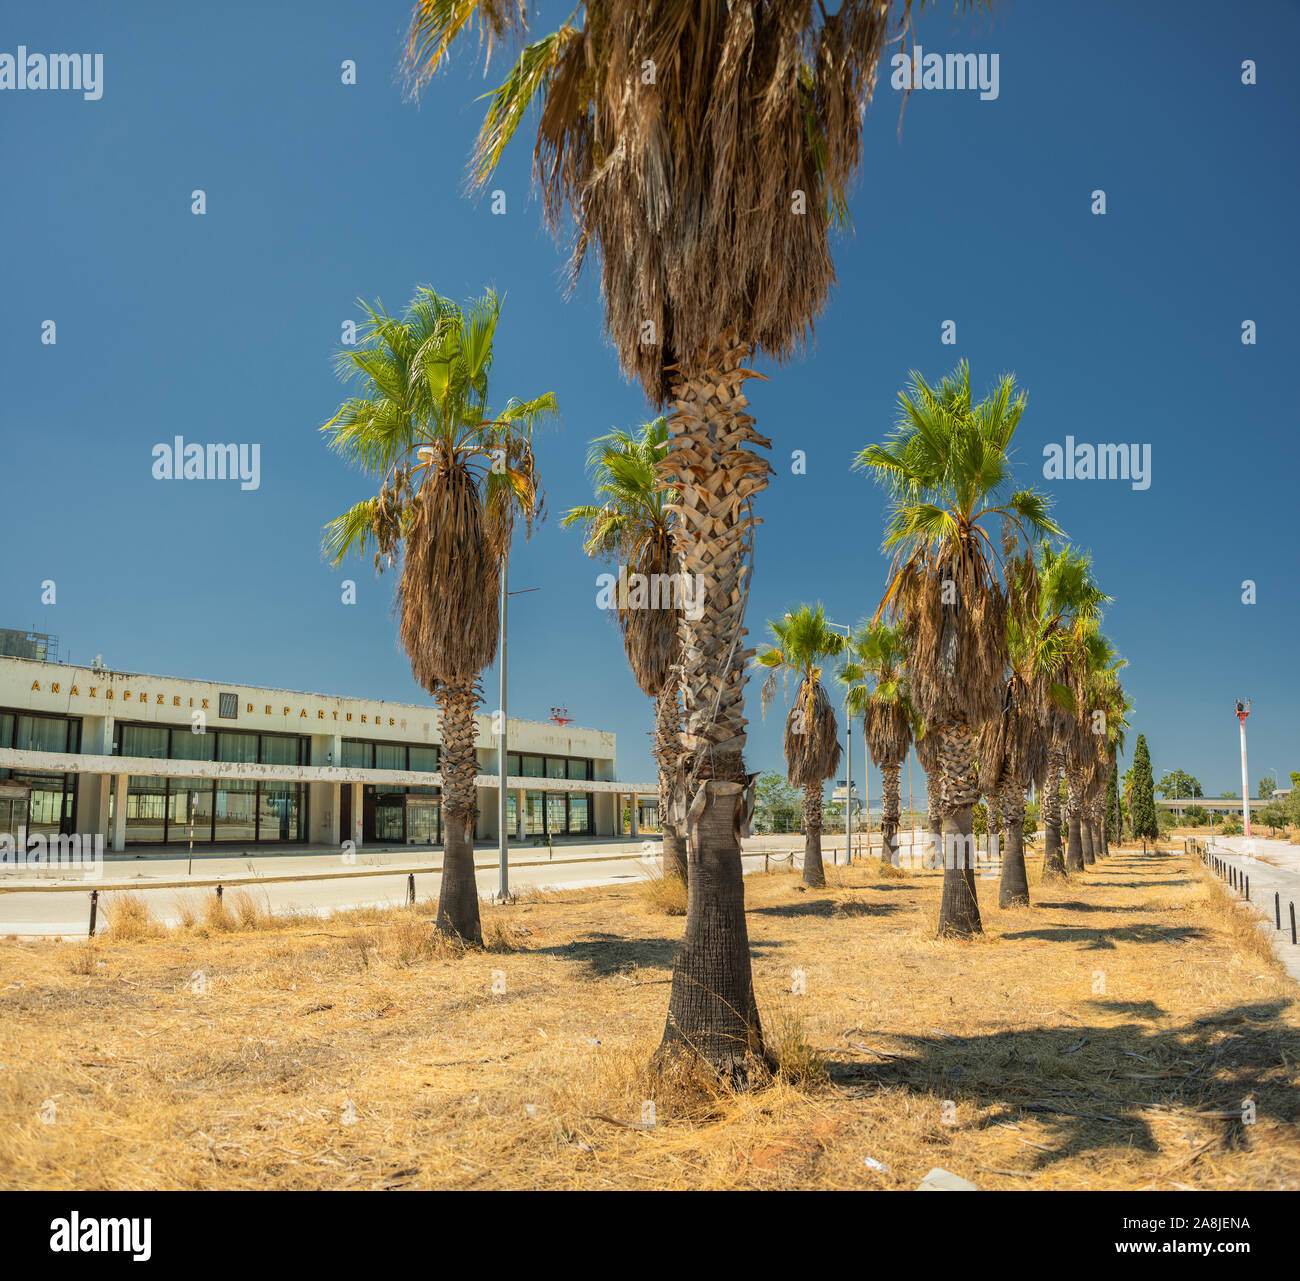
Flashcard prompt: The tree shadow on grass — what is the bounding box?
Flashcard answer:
[749,898,902,920]
[1035,899,1152,914]
[828,999,1299,1172]
[534,933,779,979]
[1000,922,1209,950]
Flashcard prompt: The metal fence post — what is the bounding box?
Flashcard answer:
[1276,892,1282,930]
[1291,902,1297,947]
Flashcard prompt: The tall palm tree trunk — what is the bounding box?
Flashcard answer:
[938,723,982,937]
[1065,765,1086,873]
[653,680,688,881]
[652,331,772,1085]
[880,762,902,864]
[999,779,1030,907]
[802,780,825,887]
[926,772,942,868]
[1096,802,1109,857]
[987,792,1003,862]
[435,677,483,946]
[1042,750,1067,879]
[1081,797,1096,865]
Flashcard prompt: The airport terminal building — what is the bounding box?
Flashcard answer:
[0,637,655,852]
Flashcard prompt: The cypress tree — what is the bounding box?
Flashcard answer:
[1105,761,1119,844]
[1130,734,1158,840]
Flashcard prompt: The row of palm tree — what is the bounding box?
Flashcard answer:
[748,364,1131,939]
[326,0,1065,1088]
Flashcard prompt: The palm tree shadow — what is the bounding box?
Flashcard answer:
[829,1000,1298,1171]
[749,898,902,920]
[533,933,778,979]
[1000,923,1208,950]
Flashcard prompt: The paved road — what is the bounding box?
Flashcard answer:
[0,853,775,938]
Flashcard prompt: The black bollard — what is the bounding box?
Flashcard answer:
[408,872,415,906]
[1276,892,1282,930]
[88,889,99,938]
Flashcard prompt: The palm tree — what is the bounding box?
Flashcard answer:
[978,553,1046,907]
[1028,543,1108,881]
[1064,623,1123,874]
[840,622,915,864]
[856,363,1060,936]
[322,288,556,945]
[757,605,844,888]
[562,419,686,881]
[1081,648,1128,862]
[402,0,993,1081]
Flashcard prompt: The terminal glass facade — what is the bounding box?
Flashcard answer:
[504,753,596,837]
[114,722,309,844]
[0,710,80,835]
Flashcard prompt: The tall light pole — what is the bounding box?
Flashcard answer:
[826,620,853,864]
[1236,699,1252,837]
[496,569,539,901]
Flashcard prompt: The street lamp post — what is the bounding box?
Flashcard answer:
[496,570,540,901]
[826,620,853,865]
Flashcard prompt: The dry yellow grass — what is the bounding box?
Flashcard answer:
[1,847,1296,1190]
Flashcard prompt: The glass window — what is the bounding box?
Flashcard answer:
[522,755,544,778]
[546,793,568,834]
[0,713,13,748]
[567,758,591,781]
[546,758,566,779]
[118,725,166,758]
[167,781,211,842]
[214,779,257,840]
[16,715,70,753]
[126,777,168,843]
[342,740,371,769]
[506,753,520,776]
[374,791,405,841]
[259,735,299,766]
[406,797,438,843]
[9,772,72,835]
[170,728,215,760]
[258,785,302,841]
[505,791,517,832]
[567,793,590,834]
[218,733,258,764]
[375,743,405,771]
[524,790,545,834]
[409,745,438,773]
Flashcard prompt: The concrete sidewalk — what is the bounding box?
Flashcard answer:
[0,835,663,893]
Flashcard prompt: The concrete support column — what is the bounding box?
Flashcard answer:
[349,781,363,848]
[110,774,128,852]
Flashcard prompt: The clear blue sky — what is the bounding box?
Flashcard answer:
[2,1,1297,798]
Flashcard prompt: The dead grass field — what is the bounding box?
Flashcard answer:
[1,846,1296,1190]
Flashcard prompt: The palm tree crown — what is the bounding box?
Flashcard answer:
[402,0,987,399]
[561,417,678,696]
[856,361,1061,732]
[321,288,557,688]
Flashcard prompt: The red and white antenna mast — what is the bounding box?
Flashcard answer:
[1235,699,1252,838]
